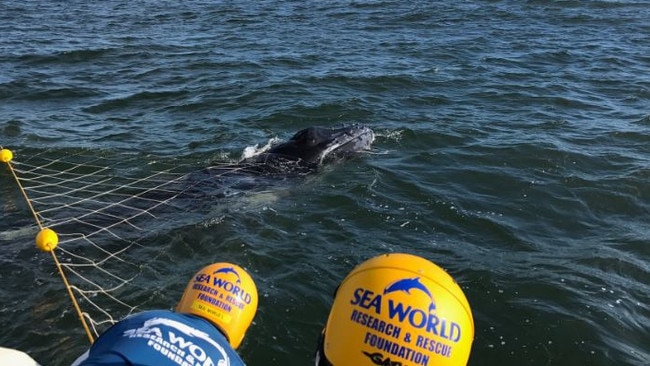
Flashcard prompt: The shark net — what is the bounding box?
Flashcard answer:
[1,147,226,343]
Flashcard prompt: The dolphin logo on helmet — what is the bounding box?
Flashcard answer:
[214,267,242,284]
[383,277,436,312]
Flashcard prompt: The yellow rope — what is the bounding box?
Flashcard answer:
[3,154,95,344]
[6,158,42,229]
[51,250,95,344]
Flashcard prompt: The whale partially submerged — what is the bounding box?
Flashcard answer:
[232,124,374,175]
[183,125,375,198]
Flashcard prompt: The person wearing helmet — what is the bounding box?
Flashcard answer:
[315,253,474,366]
[71,262,258,366]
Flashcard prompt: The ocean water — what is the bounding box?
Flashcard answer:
[1,0,649,365]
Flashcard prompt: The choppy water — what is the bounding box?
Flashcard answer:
[1,1,649,365]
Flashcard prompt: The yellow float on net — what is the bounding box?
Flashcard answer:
[0,149,13,163]
[35,228,59,252]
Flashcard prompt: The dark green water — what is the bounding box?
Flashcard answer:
[1,1,649,365]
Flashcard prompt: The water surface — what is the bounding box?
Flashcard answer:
[1,1,649,365]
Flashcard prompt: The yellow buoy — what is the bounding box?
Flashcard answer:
[35,228,59,252]
[0,149,13,163]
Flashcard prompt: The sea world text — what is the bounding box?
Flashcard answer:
[194,273,253,307]
[350,287,462,343]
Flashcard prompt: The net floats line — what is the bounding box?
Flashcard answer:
[1,148,95,344]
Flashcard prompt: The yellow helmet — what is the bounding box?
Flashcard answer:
[317,253,474,366]
[176,262,258,349]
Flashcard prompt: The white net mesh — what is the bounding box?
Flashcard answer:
[4,149,208,337]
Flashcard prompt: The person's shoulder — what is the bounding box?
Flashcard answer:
[125,309,175,319]
[130,310,209,327]
[120,310,179,324]
[122,310,216,334]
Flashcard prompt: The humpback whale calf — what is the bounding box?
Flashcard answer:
[184,125,375,198]
[235,125,374,174]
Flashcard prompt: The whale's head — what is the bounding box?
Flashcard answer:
[247,125,375,173]
[266,125,374,163]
